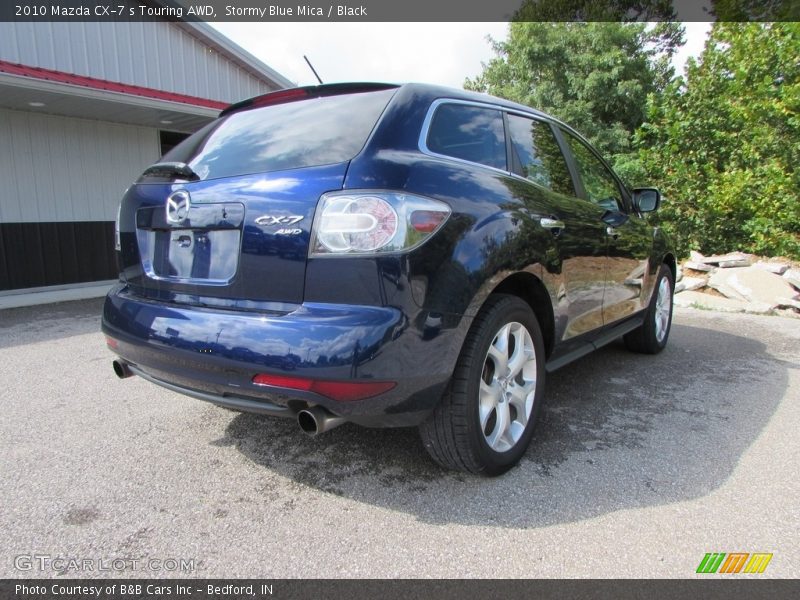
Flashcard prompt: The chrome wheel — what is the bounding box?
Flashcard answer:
[654,276,672,343]
[479,321,537,452]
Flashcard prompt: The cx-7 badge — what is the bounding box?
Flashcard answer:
[255,215,304,226]
[256,214,304,235]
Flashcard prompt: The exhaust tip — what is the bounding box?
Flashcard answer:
[297,409,320,436]
[297,406,346,436]
[112,360,133,379]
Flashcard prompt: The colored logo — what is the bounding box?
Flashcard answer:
[696,552,773,574]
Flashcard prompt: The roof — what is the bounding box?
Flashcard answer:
[224,81,560,125]
[0,60,228,111]
[398,82,555,120]
[0,19,293,132]
[220,82,399,116]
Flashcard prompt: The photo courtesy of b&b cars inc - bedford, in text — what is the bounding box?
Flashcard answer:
[0,1,798,598]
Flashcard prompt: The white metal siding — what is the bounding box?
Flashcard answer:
[0,22,274,103]
[0,108,158,223]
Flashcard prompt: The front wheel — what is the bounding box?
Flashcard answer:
[624,264,674,354]
[419,295,545,476]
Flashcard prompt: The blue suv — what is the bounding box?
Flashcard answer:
[103,82,675,475]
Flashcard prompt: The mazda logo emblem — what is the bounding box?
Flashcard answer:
[166,190,190,223]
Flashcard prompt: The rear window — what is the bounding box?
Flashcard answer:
[155,89,396,181]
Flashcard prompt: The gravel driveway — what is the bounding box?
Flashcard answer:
[1,299,798,578]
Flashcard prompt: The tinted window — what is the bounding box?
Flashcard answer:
[426,104,506,170]
[157,89,396,181]
[507,114,575,196]
[562,131,624,211]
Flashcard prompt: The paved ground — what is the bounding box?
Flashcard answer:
[1,300,798,578]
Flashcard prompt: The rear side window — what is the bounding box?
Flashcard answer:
[507,114,575,197]
[426,104,506,170]
[158,89,396,181]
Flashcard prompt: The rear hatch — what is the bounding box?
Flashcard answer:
[117,85,397,308]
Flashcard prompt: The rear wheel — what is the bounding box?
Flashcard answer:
[624,264,674,354]
[419,295,545,476]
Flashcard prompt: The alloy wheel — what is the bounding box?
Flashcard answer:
[479,322,538,452]
[654,276,672,343]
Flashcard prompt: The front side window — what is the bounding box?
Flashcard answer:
[507,114,575,197]
[562,131,624,211]
[426,103,507,170]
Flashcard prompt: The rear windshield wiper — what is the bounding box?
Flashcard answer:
[140,162,200,181]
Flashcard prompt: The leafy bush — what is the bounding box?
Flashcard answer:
[465,21,800,259]
[638,23,800,258]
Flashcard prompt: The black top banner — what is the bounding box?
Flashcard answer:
[2,0,798,22]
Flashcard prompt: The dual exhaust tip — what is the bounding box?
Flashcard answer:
[111,360,345,436]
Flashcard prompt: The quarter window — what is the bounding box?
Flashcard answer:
[507,114,575,197]
[562,131,624,211]
[426,104,507,170]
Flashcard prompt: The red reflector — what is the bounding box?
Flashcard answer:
[252,374,395,402]
[105,337,118,349]
[311,380,396,402]
[252,374,313,391]
[410,210,447,233]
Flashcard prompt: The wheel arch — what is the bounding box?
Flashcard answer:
[485,272,556,360]
[662,252,677,281]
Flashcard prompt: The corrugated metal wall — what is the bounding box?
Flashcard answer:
[0,20,282,292]
[0,108,157,223]
[0,108,158,290]
[0,21,272,103]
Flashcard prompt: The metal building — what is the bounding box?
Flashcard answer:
[0,21,292,308]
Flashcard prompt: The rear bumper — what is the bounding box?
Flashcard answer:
[102,285,468,427]
[125,363,293,418]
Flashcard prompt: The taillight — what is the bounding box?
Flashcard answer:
[310,191,450,256]
[410,210,448,233]
[252,374,396,402]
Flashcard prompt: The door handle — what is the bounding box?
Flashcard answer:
[540,217,565,232]
[606,226,620,239]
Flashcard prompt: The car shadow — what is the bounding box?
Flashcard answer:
[0,298,105,349]
[217,319,790,528]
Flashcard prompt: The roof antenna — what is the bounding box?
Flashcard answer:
[303,55,324,85]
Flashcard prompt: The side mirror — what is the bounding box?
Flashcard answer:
[633,188,661,213]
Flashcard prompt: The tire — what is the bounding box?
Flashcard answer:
[624,264,674,354]
[419,294,546,476]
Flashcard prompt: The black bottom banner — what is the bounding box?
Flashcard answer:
[2,579,799,600]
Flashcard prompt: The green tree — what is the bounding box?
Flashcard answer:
[712,0,800,21]
[465,22,683,183]
[638,23,800,258]
[513,0,677,21]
